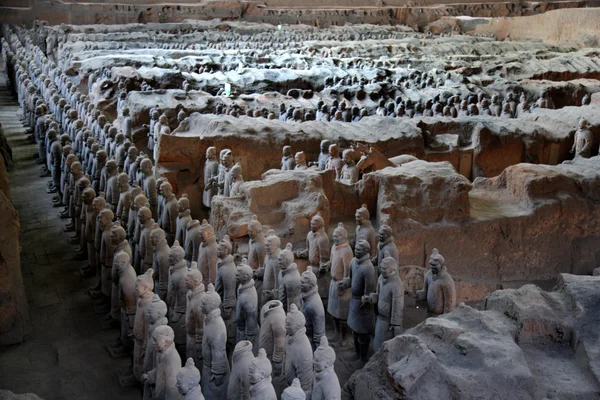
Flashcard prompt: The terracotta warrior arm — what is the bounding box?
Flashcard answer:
[442,280,456,314]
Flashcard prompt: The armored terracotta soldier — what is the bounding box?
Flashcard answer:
[141,158,158,218]
[217,149,234,197]
[408,248,456,315]
[105,159,120,211]
[160,181,177,245]
[339,149,358,184]
[138,205,156,274]
[184,219,202,266]
[200,284,230,399]
[354,204,376,258]
[203,147,220,208]
[167,240,189,356]
[143,294,169,400]
[300,267,326,349]
[317,140,331,171]
[340,239,376,362]
[115,173,131,225]
[132,269,155,382]
[364,252,405,352]
[229,163,245,196]
[295,213,330,306]
[175,194,192,245]
[309,337,341,400]
[215,235,237,355]
[294,152,308,170]
[326,144,343,179]
[281,379,305,400]
[151,225,170,299]
[258,300,285,385]
[80,187,97,277]
[372,221,398,275]
[248,348,277,400]
[236,260,259,352]
[176,358,205,400]
[281,146,295,171]
[185,263,205,369]
[142,325,182,400]
[572,118,593,158]
[110,222,132,322]
[327,222,353,345]
[99,208,116,304]
[111,251,137,356]
[255,229,281,310]
[228,340,254,400]
[197,220,218,287]
[284,304,313,392]
[130,193,147,272]
[278,243,301,312]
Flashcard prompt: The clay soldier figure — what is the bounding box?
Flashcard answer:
[571,118,593,158]
[175,194,192,245]
[176,358,205,400]
[109,223,133,323]
[142,325,182,400]
[148,109,159,151]
[140,158,158,219]
[255,230,281,310]
[203,147,220,208]
[317,140,331,171]
[99,208,116,306]
[258,300,286,391]
[281,379,305,400]
[339,149,358,184]
[88,195,107,294]
[217,149,234,196]
[160,181,177,245]
[536,89,555,109]
[215,235,237,355]
[516,94,530,117]
[248,348,277,400]
[130,193,147,271]
[284,304,313,392]
[139,205,156,274]
[108,251,137,357]
[294,152,308,170]
[310,337,341,400]
[197,220,218,287]
[355,204,376,258]
[340,239,376,363]
[281,145,296,170]
[372,221,398,275]
[363,252,404,352]
[105,160,120,210]
[200,284,230,399]
[115,173,131,225]
[408,248,456,315]
[229,163,245,196]
[122,107,133,140]
[79,187,97,277]
[141,297,169,398]
[236,260,259,351]
[130,269,155,383]
[185,263,205,369]
[228,340,254,400]
[300,267,326,349]
[295,213,330,306]
[124,146,138,177]
[278,243,302,312]
[326,144,343,179]
[185,219,202,266]
[167,240,189,357]
[151,225,170,298]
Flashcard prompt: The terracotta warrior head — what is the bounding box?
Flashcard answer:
[236,258,254,285]
[185,262,203,291]
[332,222,348,246]
[248,215,262,240]
[249,348,272,385]
[313,337,336,372]
[378,221,393,243]
[176,358,201,395]
[300,266,318,293]
[381,251,399,278]
[152,325,175,353]
[265,230,280,256]
[110,222,127,245]
[135,268,154,297]
[200,284,221,315]
[429,248,446,276]
[216,235,232,259]
[355,239,370,259]
[277,243,294,270]
[168,240,186,266]
[310,213,324,233]
[282,378,305,400]
[285,303,305,336]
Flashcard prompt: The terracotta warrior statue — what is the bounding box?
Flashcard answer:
[363,251,404,352]
[107,251,137,358]
[278,243,301,312]
[185,219,202,266]
[236,260,259,352]
[248,348,277,400]
[309,337,341,400]
[255,230,281,310]
[300,267,326,349]
[143,294,169,400]
[132,269,155,383]
[176,358,205,400]
[294,152,308,170]
[140,158,158,219]
[138,205,156,274]
[295,213,330,306]
[284,304,313,392]
[166,240,189,356]
[571,118,593,158]
[151,225,170,299]
[185,263,205,368]
[215,235,237,355]
[160,181,178,245]
[258,300,285,387]
[408,248,456,315]
[281,379,305,400]
[355,204,376,258]
[281,145,295,171]
[175,194,192,245]
[340,239,376,363]
[197,220,218,287]
[110,223,132,322]
[217,149,234,197]
[229,163,245,196]
[142,325,182,400]
[339,149,358,184]
[200,284,230,399]
[115,173,131,225]
[372,221,398,275]
[317,139,331,171]
[99,208,115,305]
[228,340,254,400]
[203,147,220,208]
[326,144,343,179]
